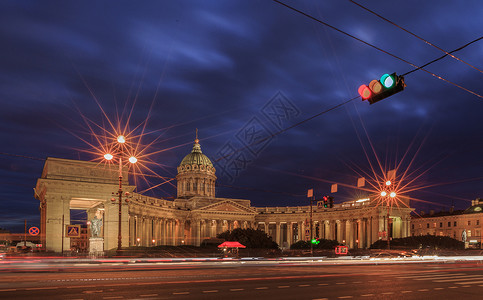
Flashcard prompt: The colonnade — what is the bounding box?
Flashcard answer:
[257,215,411,249]
[129,215,255,247]
[177,178,216,197]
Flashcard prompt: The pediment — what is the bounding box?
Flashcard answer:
[196,200,256,214]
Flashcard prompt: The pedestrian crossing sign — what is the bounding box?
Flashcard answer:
[66,225,81,237]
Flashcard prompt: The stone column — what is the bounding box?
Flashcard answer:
[129,215,134,246]
[192,219,200,246]
[373,216,379,243]
[275,222,281,246]
[170,219,175,246]
[287,222,293,247]
[345,220,352,248]
[336,220,342,243]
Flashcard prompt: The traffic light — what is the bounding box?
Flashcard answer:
[323,196,328,208]
[358,73,406,105]
[311,238,320,245]
[328,196,334,208]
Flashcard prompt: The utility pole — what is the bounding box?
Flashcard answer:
[307,189,314,257]
[310,196,313,256]
[24,219,27,247]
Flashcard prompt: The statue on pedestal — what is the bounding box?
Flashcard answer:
[90,209,103,238]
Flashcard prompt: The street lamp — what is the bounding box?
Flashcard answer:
[104,135,137,254]
[379,189,397,250]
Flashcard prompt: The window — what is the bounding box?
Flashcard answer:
[412,224,415,230]
[468,230,472,237]
[439,222,443,228]
[468,221,471,226]
[454,221,457,226]
[448,222,451,227]
[433,223,437,228]
[427,223,430,228]
[477,220,480,226]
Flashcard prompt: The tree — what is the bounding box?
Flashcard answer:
[216,228,278,249]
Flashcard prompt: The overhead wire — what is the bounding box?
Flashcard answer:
[272,0,483,99]
[213,96,359,162]
[348,0,483,75]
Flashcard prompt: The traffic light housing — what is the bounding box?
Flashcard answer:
[328,196,334,208]
[358,73,406,105]
[323,196,328,208]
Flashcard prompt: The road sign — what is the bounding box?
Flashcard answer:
[66,225,81,238]
[335,245,348,255]
[28,226,40,236]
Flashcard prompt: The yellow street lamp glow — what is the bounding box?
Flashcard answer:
[129,156,137,164]
[390,192,396,198]
[104,153,113,160]
[385,180,391,186]
[117,135,126,144]
[380,191,387,197]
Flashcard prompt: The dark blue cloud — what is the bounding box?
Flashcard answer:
[0,0,482,231]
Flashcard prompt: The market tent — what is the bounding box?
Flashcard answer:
[218,241,246,248]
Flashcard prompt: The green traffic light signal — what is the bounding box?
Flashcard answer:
[380,73,395,88]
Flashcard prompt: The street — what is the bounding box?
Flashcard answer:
[0,258,482,299]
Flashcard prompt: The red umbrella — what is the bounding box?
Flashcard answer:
[217,241,246,248]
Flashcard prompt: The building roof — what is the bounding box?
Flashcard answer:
[179,138,213,168]
[463,203,483,214]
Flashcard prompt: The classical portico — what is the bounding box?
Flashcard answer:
[35,138,413,252]
[35,157,135,252]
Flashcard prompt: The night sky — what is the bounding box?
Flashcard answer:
[1,1,482,233]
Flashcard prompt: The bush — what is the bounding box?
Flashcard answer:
[290,239,340,250]
[216,228,279,249]
[370,234,464,250]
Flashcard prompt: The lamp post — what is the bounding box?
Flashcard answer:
[380,187,397,250]
[104,135,137,254]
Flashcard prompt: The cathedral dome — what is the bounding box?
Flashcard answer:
[177,134,216,198]
[179,139,213,168]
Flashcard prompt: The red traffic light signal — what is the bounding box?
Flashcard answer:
[358,73,406,104]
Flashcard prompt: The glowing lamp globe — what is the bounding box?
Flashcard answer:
[390,192,397,198]
[117,135,126,144]
[380,191,387,197]
[129,156,137,164]
[104,153,113,160]
[385,180,391,186]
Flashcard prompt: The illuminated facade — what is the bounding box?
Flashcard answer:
[35,139,413,252]
[411,199,483,247]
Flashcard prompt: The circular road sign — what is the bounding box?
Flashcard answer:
[29,227,40,236]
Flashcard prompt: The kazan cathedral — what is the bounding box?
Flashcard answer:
[35,137,413,253]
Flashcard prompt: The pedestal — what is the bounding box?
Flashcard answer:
[89,237,104,257]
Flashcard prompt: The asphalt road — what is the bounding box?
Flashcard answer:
[1,260,483,299]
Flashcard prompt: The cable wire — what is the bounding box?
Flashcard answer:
[272,0,483,99]
[349,0,483,75]
[402,36,483,76]
[213,96,359,162]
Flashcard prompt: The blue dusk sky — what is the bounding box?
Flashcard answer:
[0,0,482,232]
